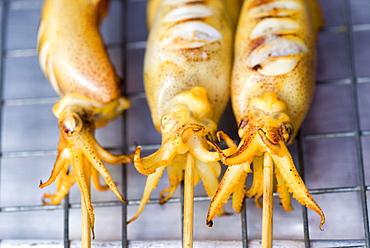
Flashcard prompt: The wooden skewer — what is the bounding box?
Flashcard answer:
[81,163,91,248]
[262,153,274,248]
[183,153,195,248]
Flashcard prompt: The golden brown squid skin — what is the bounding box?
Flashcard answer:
[128,0,234,224]
[146,0,244,30]
[207,0,325,229]
[38,0,120,103]
[144,0,233,131]
[231,0,322,140]
[37,0,130,237]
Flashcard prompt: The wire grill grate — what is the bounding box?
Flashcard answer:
[0,0,370,247]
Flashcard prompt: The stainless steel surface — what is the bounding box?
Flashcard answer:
[0,0,369,247]
[0,239,367,247]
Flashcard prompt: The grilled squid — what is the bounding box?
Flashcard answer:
[127,0,235,227]
[147,0,243,30]
[206,0,325,231]
[37,0,130,238]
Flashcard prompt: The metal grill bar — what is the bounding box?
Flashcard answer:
[121,0,129,247]
[295,131,309,248]
[0,3,7,243]
[241,198,248,248]
[63,193,70,248]
[343,0,370,246]
[2,185,365,214]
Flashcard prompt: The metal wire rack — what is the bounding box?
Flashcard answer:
[0,0,370,247]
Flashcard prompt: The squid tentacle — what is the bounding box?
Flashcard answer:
[127,166,166,224]
[231,171,248,214]
[134,123,220,176]
[159,157,185,204]
[159,187,178,205]
[82,139,125,202]
[268,143,325,229]
[69,147,95,238]
[220,131,262,166]
[91,166,109,191]
[215,131,238,157]
[42,166,75,205]
[207,92,325,231]
[94,141,132,164]
[195,160,221,197]
[195,160,226,216]
[39,149,70,188]
[134,143,176,175]
[245,156,264,208]
[206,162,249,226]
[275,168,293,212]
